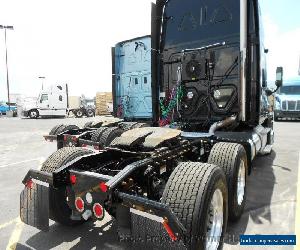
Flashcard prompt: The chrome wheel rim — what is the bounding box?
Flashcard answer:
[31,111,37,117]
[237,160,246,206]
[77,111,83,116]
[206,188,223,250]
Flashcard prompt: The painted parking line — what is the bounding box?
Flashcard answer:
[5,217,24,250]
[295,152,300,250]
[0,218,17,230]
[0,158,42,169]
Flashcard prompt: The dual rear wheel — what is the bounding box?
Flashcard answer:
[131,142,247,250]
[49,124,80,135]
[208,142,248,222]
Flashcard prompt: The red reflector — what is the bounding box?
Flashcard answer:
[63,135,68,141]
[162,220,178,242]
[93,203,104,219]
[75,197,84,212]
[70,174,76,185]
[25,179,33,189]
[99,182,108,193]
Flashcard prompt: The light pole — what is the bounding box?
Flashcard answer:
[38,76,46,90]
[0,25,14,109]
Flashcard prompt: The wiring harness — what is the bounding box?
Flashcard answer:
[159,67,184,127]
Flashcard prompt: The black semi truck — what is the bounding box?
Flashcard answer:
[20,0,283,249]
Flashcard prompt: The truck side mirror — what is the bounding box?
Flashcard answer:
[275,67,283,88]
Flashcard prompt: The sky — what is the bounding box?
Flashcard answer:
[260,0,300,84]
[0,0,299,101]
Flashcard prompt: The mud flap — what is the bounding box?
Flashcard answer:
[20,183,49,232]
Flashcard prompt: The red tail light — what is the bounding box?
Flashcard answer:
[99,182,108,193]
[63,135,68,141]
[70,174,77,185]
[82,144,87,148]
[94,146,99,150]
[72,136,77,142]
[93,203,104,219]
[75,197,84,212]
[25,179,33,189]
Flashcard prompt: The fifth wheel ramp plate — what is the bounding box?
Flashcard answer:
[143,128,181,148]
[20,182,49,232]
[110,127,181,149]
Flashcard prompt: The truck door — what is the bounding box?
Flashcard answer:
[38,94,52,116]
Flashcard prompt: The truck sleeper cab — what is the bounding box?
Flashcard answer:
[112,36,153,120]
[20,0,283,249]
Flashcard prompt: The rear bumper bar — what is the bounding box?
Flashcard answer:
[21,168,187,239]
[44,134,102,150]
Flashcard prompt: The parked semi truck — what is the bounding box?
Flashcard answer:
[21,84,95,118]
[20,0,283,249]
[274,78,300,120]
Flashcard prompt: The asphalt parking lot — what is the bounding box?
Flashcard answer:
[0,117,299,250]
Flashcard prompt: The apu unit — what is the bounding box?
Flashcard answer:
[181,52,207,82]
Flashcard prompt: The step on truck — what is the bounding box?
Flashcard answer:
[20,0,283,249]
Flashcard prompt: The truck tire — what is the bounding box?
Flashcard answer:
[83,121,93,129]
[91,127,108,142]
[63,124,80,131]
[208,142,247,222]
[74,109,84,118]
[40,147,94,226]
[99,127,124,147]
[118,122,137,131]
[131,162,228,250]
[56,124,79,135]
[86,109,95,117]
[49,124,65,135]
[29,109,39,119]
